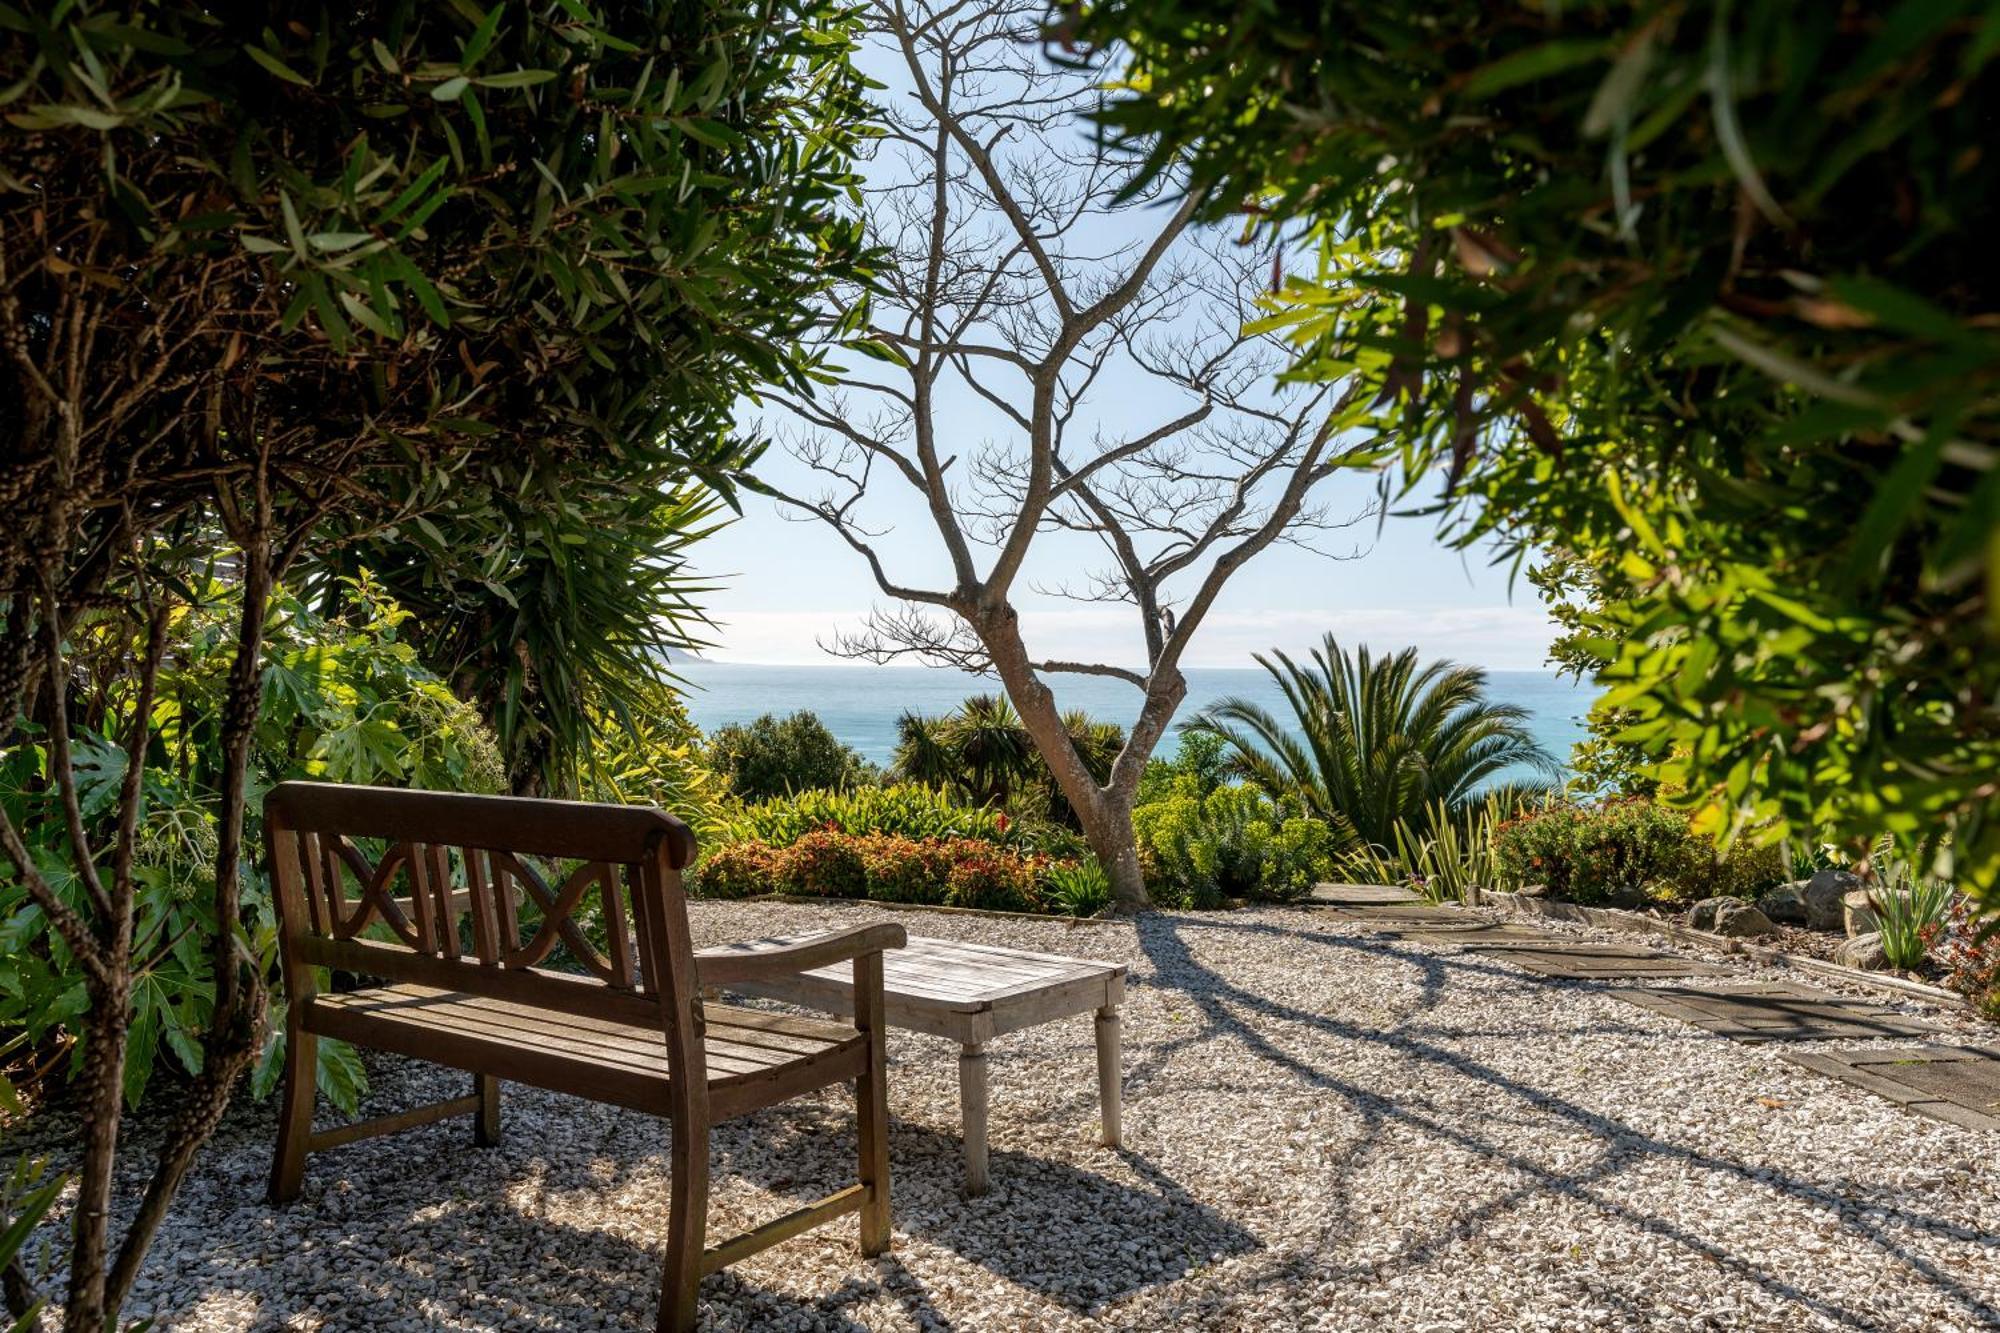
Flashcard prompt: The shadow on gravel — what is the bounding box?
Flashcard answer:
[1135,911,2000,1332]
[715,1104,1260,1313]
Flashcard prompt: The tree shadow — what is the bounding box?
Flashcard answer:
[1134,911,2000,1330]
[712,1102,1261,1314]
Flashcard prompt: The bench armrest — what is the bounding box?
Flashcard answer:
[695,923,907,987]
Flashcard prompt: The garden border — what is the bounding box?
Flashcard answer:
[1487,891,1969,1010]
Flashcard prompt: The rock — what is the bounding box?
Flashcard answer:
[1757,882,1809,925]
[1843,888,1879,938]
[1515,882,1549,899]
[1690,895,1775,935]
[1712,898,1777,937]
[1803,868,1862,932]
[1688,896,1739,932]
[1834,931,1889,971]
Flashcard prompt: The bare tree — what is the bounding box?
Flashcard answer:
[761,0,1376,910]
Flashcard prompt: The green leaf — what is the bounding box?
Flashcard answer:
[1463,40,1607,100]
[474,69,556,89]
[431,75,470,101]
[244,43,314,88]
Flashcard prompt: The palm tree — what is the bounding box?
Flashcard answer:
[1188,636,1557,849]
[891,710,960,790]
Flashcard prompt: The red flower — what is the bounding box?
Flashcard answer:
[995,813,1011,832]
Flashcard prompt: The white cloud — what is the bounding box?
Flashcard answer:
[703,603,1558,671]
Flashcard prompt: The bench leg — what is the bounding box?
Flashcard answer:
[474,1073,501,1147]
[1095,1005,1122,1149]
[855,952,892,1255]
[959,1042,989,1197]
[267,1027,315,1204]
[658,1112,710,1333]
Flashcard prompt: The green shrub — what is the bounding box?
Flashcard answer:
[945,846,1041,913]
[707,711,875,802]
[1041,858,1113,918]
[721,783,1062,851]
[1491,800,1785,906]
[1134,778,1335,907]
[689,841,784,900]
[778,829,870,898]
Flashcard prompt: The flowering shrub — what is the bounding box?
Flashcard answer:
[779,827,870,897]
[1943,900,2000,1019]
[689,829,1058,912]
[1491,800,1784,906]
[688,840,784,900]
[946,845,1043,913]
[857,834,956,905]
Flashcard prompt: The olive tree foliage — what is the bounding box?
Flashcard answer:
[760,0,1376,910]
[0,2,868,1326]
[1071,1,2000,907]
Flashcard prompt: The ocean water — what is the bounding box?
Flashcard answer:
[675,662,1591,777]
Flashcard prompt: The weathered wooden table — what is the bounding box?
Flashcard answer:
[700,932,1125,1194]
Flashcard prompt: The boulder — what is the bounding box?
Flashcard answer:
[1843,889,1879,938]
[1712,899,1778,937]
[1690,895,1776,937]
[1803,868,1862,932]
[1834,931,1889,971]
[1757,882,1810,925]
[1688,895,1739,931]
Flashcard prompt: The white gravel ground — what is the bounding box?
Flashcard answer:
[30,901,2000,1331]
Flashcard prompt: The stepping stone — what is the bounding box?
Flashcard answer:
[1612,982,1942,1043]
[1466,942,1735,979]
[1781,1045,2000,1132]
[1308,882,1422,906]
[1327,905,1469,925]
[1374,922,1555,944]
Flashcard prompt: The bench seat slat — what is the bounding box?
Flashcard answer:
[304,984,867,1117]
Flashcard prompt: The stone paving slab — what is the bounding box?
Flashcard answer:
[1466,942,1737,979]
[1325,904,1476,925]
[1612,982,1942,1043]
[1781,1045,2000,1132]
[1308,882,1423,906]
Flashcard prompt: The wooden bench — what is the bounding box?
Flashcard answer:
[701,933,1124,1194]
[263,781,903,1333]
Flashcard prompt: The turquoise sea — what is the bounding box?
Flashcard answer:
[674,662,1590,777]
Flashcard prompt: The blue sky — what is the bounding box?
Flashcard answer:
[687,13,1561,674]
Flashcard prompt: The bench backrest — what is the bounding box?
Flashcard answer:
[264,781,702,1041]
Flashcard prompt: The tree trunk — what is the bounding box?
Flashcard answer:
[63,981,130,1332]
[1080,795,1148,915]
[975,602,1154,912]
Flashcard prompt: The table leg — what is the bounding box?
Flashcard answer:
[1095,1005,1122,1148]
[959,1041,989,1196]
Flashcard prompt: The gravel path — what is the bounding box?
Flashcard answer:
[33,901,2000,1331]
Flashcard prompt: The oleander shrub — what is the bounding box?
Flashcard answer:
[1492,800,1784,907]
[1134,778,1336,908]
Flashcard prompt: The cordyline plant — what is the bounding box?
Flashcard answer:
[0,1,869,1327]
[1067,2,2000,910]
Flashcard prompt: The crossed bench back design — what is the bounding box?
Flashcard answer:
[263,781,897,1333]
